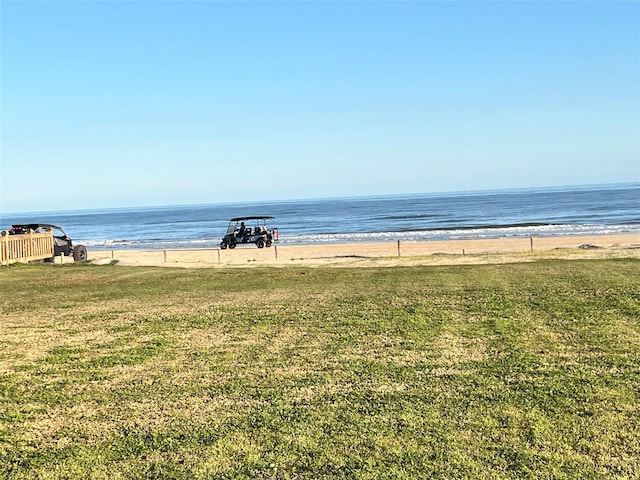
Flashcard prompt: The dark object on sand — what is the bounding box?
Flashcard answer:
[220,216,279,250]
[8,224,88,261]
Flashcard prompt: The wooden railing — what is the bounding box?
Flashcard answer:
[0,230,55,265]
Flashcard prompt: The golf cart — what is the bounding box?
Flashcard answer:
[220,216,279,249]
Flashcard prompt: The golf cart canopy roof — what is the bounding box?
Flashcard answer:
[229,216,274,222]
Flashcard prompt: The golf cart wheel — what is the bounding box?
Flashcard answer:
[73,245,88,262]
[266,241,272,247]
[256,239,265,248]
[228,242,236,249]
[220,242,227,250]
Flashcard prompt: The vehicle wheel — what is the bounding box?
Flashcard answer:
[256,239,265,248]
[228,242,236,249]
[73,245,88,262]
[220,242,227,250]
[266,241,272,247]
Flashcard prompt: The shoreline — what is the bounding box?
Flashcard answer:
[87,233,640,268]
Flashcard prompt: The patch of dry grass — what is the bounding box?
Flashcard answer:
[1,259,639,478]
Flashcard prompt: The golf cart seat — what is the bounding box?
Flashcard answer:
[54,237,68,247]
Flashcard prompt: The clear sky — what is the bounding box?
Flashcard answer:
[1,1,639,213]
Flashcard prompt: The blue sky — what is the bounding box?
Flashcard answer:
[1,1,639,213]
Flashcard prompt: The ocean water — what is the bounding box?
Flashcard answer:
[1,183,638,250]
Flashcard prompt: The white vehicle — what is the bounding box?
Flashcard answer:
[220,216,279,249]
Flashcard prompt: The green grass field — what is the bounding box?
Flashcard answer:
[1,259,639,479]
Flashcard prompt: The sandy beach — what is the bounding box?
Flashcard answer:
[87,233,640,268]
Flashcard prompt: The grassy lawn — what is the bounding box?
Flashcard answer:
[1,259,639,479]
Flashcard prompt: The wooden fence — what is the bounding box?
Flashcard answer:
[0,230,55,266]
